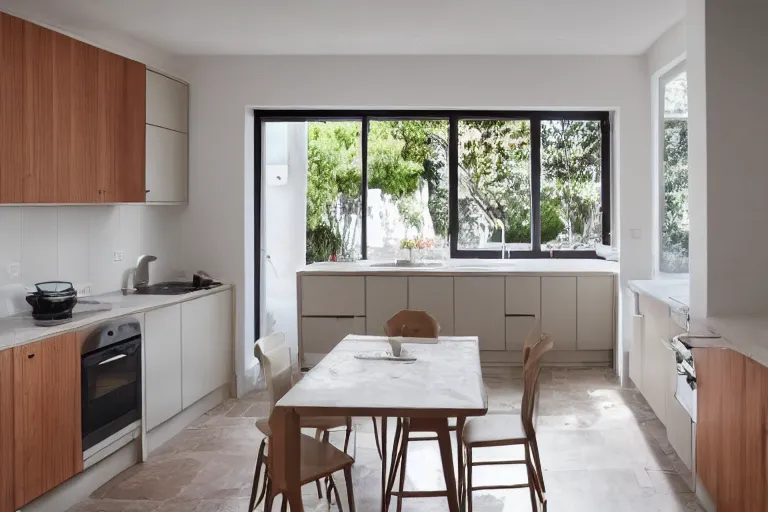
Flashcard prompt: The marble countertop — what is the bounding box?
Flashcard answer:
[628,278,690,311]
[628,278,768,367]
[0,284,232,351]
[299,258,619,276]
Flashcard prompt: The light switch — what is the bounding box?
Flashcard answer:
[630,229,642,240]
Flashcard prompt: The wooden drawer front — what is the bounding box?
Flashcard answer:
[301,276,365,317]
[301,316,366,355]
[366,277,408,335]
[505,316,537,351]
[576,276,614,350]
[0,349,13,512]
[505,276,540,316]
[408,277,455,336]
[541,277,577,350]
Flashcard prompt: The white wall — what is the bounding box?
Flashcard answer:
[688,0,768,318]
[646,21,687,76]
[179,55,652,394]
[0,206,184,310]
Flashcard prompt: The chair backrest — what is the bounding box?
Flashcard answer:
[254,333,293,410]
[522,318,543,364]
[521,336,553,438]
[384,309,440,338]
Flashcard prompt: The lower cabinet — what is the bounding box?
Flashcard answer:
[144,304,182,430]
[541,277,577,350]
[181,291,233,409]
[365,276,407,335]
[639,295,670,425]
[0,349,13,512]
[408,277,455,335]
[576,276,614,350]
[695,348,768,512]
[13,333,82,509]
[505,315,537,351]
[454,277,505,351]
[301,316,366,357]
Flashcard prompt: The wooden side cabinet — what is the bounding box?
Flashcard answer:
[695,347,768,512]
[0,349,14,512]
[13,333,82,508]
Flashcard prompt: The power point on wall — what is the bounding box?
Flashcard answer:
[113,251,124,262]
[630,229,642,240]
[7,263,20,280]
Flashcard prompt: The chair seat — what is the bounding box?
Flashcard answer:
[463,414,527,447]
[256,416,347,437]
[297,434,354,485]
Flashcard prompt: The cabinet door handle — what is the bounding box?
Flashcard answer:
[145,189,150,193]
[27,353,35,359]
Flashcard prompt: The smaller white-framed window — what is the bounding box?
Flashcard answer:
[657,65,689,274]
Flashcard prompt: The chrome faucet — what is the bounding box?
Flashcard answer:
[134,255,157,288]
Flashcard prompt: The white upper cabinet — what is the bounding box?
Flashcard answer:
[365,276,408,335]
[145,125,188,203]
[146,70,188,133]
[408,276,455,335]
[145,70,189,203]
[576,276,615,350]
[541,277,577,350]
[454,276,505,351]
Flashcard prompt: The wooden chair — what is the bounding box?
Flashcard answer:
[249,333,354,511]
[462,334,553,512]
[379,310,466,510]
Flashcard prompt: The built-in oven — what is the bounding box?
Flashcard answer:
[81,318,142,451]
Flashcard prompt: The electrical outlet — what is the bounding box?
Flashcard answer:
[113,251,124,262]
[7,263,20,280]
[74,283,92,297]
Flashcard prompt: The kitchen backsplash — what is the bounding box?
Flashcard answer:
[0,205,184,296]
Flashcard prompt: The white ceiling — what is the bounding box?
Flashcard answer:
[0,0,685,56]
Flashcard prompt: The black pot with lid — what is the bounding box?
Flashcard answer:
[25,281,78,321]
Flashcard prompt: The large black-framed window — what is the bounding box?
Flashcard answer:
[255,109,611,260]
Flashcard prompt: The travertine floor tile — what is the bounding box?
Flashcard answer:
[68,367,704,512]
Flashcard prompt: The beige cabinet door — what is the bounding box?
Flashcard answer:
[454,277,505,351]
[505,276,540,315]
[541,277,577,350]
[301,276,365,316]
[145,124,188,203]
[576,276,615,350]
[629,313,644,392]
[366,277,408,335]
[505,315,537,351]
[146,70,188,133]
[301,316,366,365]
[408,276,454,335]
[144,304,182,430]
[639,295,670,425]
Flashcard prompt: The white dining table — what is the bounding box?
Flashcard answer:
[269,334,488,512]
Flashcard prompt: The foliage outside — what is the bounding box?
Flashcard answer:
[661,74,690,274]
[305,118,605,264]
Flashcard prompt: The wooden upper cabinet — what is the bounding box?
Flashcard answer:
[22,21,55,203]
[0,349,14,512]
[0,13,146,204]
[13,333,82,508]
[0,13,24,203]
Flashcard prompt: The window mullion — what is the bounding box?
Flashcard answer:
[361,116,369,259]
[531,115,542,254]
[449,116,459,258]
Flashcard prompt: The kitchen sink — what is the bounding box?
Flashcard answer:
[135,281,219,295]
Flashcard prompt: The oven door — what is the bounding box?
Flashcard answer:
[81,337,141,450]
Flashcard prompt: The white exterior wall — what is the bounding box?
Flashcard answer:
[179,55,651,395]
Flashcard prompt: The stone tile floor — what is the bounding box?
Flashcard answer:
[68,368,703,511]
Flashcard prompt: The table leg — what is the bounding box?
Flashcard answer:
[436,419,460,512]
[268,407,304,512]
[380,417,388,512]
[456,417,466,512]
